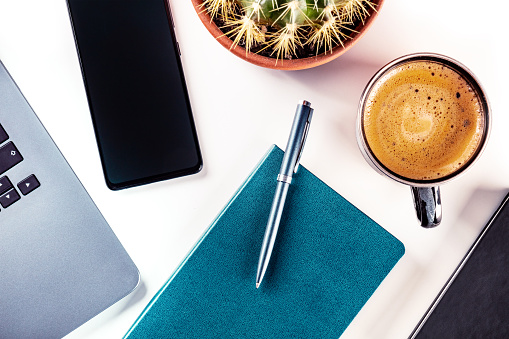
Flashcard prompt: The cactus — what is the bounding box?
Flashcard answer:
[202,0,375,60]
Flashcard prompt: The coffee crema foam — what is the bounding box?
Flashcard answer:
[363,60,485,181]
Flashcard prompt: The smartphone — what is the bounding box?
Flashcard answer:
[66,0,202,190]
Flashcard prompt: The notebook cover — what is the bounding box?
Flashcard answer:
[124,145,405,339]
[410,192,509,338]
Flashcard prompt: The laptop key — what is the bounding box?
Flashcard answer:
[0,176,13,195]
[0,142,23,175]
[18,175,40,195]
[0,124,8,144]
[0,188,20,208]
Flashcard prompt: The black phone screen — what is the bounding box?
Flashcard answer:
[66,0,202,190]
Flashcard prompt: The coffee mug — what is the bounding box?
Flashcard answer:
[357,53,490,228]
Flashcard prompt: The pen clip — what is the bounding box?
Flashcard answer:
[293,109,313,174]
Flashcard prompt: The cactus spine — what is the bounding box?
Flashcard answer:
[202,0,374,59]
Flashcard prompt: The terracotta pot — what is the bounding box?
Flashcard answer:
[191,0,384,70]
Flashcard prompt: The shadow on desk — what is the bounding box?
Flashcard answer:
[119,280,148,315]
[456,187,507,231]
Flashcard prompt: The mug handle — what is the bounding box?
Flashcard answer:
[411,186,442,228]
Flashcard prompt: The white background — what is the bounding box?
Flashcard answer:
[0,0,508,338]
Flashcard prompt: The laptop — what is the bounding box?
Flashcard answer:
[0,60,139,338]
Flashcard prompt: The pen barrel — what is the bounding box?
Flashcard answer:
[257,100,313,287]
[279,102,313,177]
[257,181,290,280]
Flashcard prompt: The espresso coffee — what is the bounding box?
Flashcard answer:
[362,60,485,181]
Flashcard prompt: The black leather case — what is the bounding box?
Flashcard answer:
[410,193,509,338]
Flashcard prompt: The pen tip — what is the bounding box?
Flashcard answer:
[256,282,260,289]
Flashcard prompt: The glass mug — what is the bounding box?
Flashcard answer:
[356,53,491,228]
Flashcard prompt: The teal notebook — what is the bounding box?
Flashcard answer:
[124,145,404,339]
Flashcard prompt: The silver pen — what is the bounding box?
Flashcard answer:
[256,100,314,288]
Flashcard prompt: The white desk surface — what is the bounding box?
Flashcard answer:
[0,0,508,338]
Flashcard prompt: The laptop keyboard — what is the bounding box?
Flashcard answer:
[0,123,40,210]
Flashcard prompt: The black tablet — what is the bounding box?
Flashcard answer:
[410,193,509,338]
